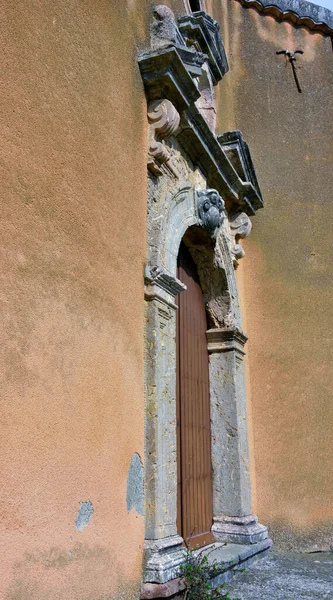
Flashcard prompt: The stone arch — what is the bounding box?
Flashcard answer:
[147,184,198,274]
[146,182,240,327]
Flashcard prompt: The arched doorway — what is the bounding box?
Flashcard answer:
[176,240,214,549]
[143,185,269,585]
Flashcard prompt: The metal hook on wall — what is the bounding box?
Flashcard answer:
[276,49,304,93]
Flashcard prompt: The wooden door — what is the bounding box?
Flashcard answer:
[176,241,214,549]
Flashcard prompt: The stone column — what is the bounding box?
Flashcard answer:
[207,327,268,544]
[143,267,185,583]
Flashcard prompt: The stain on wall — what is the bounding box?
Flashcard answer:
[75,501,94,531]
[127,453,144,516]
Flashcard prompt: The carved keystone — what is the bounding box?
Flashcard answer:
[197,188,225,238]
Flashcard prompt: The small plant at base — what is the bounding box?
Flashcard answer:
[180,544,240,600]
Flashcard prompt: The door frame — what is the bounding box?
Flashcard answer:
[143,184,268,585]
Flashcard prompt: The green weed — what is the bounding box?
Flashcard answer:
[181,545,240,600]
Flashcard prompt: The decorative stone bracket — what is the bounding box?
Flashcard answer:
[148,99,181,176]
[228,211,252,267]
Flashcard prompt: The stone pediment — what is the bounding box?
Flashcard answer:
[178,11,229,84]
[139,5,264,216]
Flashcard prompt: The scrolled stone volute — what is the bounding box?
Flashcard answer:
[229,211,252,266]
[147,99,180,175]
[197,188,225,238]
[148,99,180,139]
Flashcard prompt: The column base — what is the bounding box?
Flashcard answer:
[141,539,273,598]
[212,514,268,545]
[143,535,185,584]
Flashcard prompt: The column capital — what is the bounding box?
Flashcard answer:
[206,327,248,354]
[145,265,186,310]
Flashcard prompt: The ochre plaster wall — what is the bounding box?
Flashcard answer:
[0,1,158,597]
[212,0,333,549]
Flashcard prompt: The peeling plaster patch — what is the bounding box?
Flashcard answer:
[126,453,144,516]
[75,500,94,531]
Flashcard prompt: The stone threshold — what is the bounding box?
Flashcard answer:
[141,538,273,599]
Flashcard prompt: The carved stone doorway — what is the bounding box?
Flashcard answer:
[139,6,271,596]
[176,240,214,549]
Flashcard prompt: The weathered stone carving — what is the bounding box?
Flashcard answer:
[177,11,228,131]
[229,211,252,266]
[167,147,189,180]
[151,5,185,51]
[147,99,180,176]
[197,188,225,237]
[143,536,185,584]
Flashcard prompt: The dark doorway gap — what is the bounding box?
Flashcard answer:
[190,0,201,12]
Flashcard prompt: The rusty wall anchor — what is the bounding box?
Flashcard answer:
[276,49,304,93]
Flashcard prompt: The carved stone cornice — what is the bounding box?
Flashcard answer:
[139,47,201,112]
[206,327,248,355]
[178,11,229,85]
[177,105,262,215]
[196,188,225,238]
[228,211,252,267]
[139,7,264,216]
[218,130,263,212]
[145,265,186,309]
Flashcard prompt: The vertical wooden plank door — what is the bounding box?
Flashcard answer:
[176,241,214,549]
